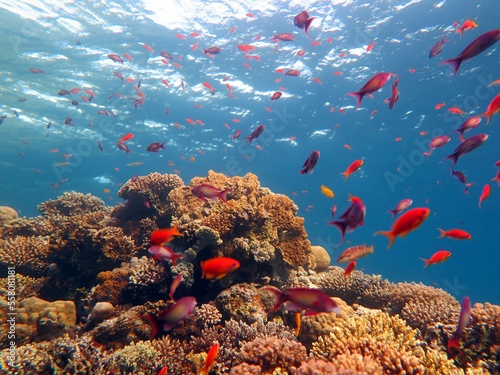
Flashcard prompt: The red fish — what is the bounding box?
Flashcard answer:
[441,29,500,76]
[120,133,134,142]
[169,274,183,300]
[480,93,500,124]
[192,184,231,203]
[147,142,166,152]
[444,134,488,167]
[366,40,376,52]
[454,116,481,141]
[429,36,448,58]
[244,125,265,143]
[143,296,197,336]
[478,184,491,208]
[202,81,216,95]
[450,169,473,194]
[492,170,500,186]
[437,228,471,240]
[374,207,430,249]
[201,257,240,280]
[107,54,123,63]
[143,43,154,53]
[285,69,300,77]
[294,11,315,36]
[238,44,255,53]
[29,67,44,74]
[340,160,363,180]
[159,51,173,60]
[158,367,168,375]
[388,77,399,110]
[343,260,356,277]
[346,72,394,108]
[423,135,450,156]
[420,250,451,267]
[300,150,320,175]
[273,33,295,42]
[435,102,446,110]
[447,296,471,354]
[150,225,183,245]
[337,244,374,263]
[387,198,413,219]
[448,107,466,116]
[202,47,221,55]
[271,91,282,101]
[264,286,341,316]
[328,195,366,244]
[198,342,219,375]
[148,245,184,266]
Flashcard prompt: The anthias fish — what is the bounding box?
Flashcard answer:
[143,296,197,336]
[337,244,374,263]
[300,151,320,174]
[328,195,366,245]
[192,184,231,203]
[347,72,393,108]
[201,257,240,280]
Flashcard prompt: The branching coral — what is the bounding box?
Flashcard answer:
[0,236,51,276]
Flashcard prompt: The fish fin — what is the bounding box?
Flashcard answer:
[339,171,348,181]
[374,230,395,249]
[171,253,183,266]
[447,336,461,354]
[420,258,430,268]
[441,58,462,76]
[328,221,346,244]
[455,28,463,38]
[304,17,315,36]
[479,111,492,125]
[423,151,431,157]
[346,91,363,109]
[142,314,160,339]
[262,286,286,312]
[202,48,208,54]
[443,152,458,168]
[244,136,253,144]
[218,189,231,203]
[386,209,397,219]
[437,228,446,238]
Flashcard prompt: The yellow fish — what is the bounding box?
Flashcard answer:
[103,188,110,193]
[127,161,143,167]
[54,162,70,167]
[320,185,334,198]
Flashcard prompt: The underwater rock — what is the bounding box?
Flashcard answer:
[0,206,18,224]
[0,296,76,349]
[310,245,331,272]
[87,301,115,325]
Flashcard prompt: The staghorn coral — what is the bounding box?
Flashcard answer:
[0,273,46,300]
[113,172,184,224]
[38,191,107,217]
[0,236,51,276]
[106,340,163,374]
[237,336,307,373]
[296,358,367,375]
[151,335,194,375]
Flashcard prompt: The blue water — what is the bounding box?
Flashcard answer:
[0,0,498,304]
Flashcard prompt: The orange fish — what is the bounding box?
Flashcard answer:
[201,257,240,280]
[420,250,452,267]
[191,42,198,51]
[435,102,446,110]
[456,19,478,38]
[374,207,431,249]
[202,81,216,95]
[340,160,363,180]
[478,184,491,208]
[143,43,154,53]
[120,133,135,142]
[198,342,219,375]
[149,224,183,246]
[343,260,356,277]
[480,94,500,124]
[366,40,376,52]
[312,77,323,85]
[448,107,466,116]
[437,228,471,240]
[186,118,195,124]
[489,79,500,87]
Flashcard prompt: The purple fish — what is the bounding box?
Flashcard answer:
[423,135,450,156]
[429,36,448,58]
[328,196,366,244]
[388,77,400,110]
[192,184,231,203]
[264,286,341,316]
[454,116,481,141]
[143,296,197,337]
[294,11,315,36]
[444,134,488,167]
[148,245,183,266]
[202,47,221,55]
[387,198,413,219]
[116,140,131,154]
[451,169,472,194]
[146,142,165,152]
[441,29,500,76]
[107,53,123,64]
[300,150,320,174]
[447,296,471,354]
[244,125,265,144]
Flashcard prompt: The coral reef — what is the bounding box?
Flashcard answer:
[0,206,18,225]
[0,171,498,374]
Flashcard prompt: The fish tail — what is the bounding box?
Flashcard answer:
[202,48,208,54]
[262,286,286,312]
[374,230,395,249]
[339,171,348,181]
[244,136,253,144]
[479,111,492,125]
[441,58,462,76]
[218,189,231,203]
[437,228,447,238]
[304,17,315,36]
[386,209,397,219]
[171,253,183,266]
[142,313,160,339]
[419,258,430,268]
[447,336,461,354]
[443,152,458,168]
[346,91,364,109]
[328,220,346,244]
[455,28,463,38]
[492,176,500,186]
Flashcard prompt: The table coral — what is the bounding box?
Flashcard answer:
[38,191,107,216]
